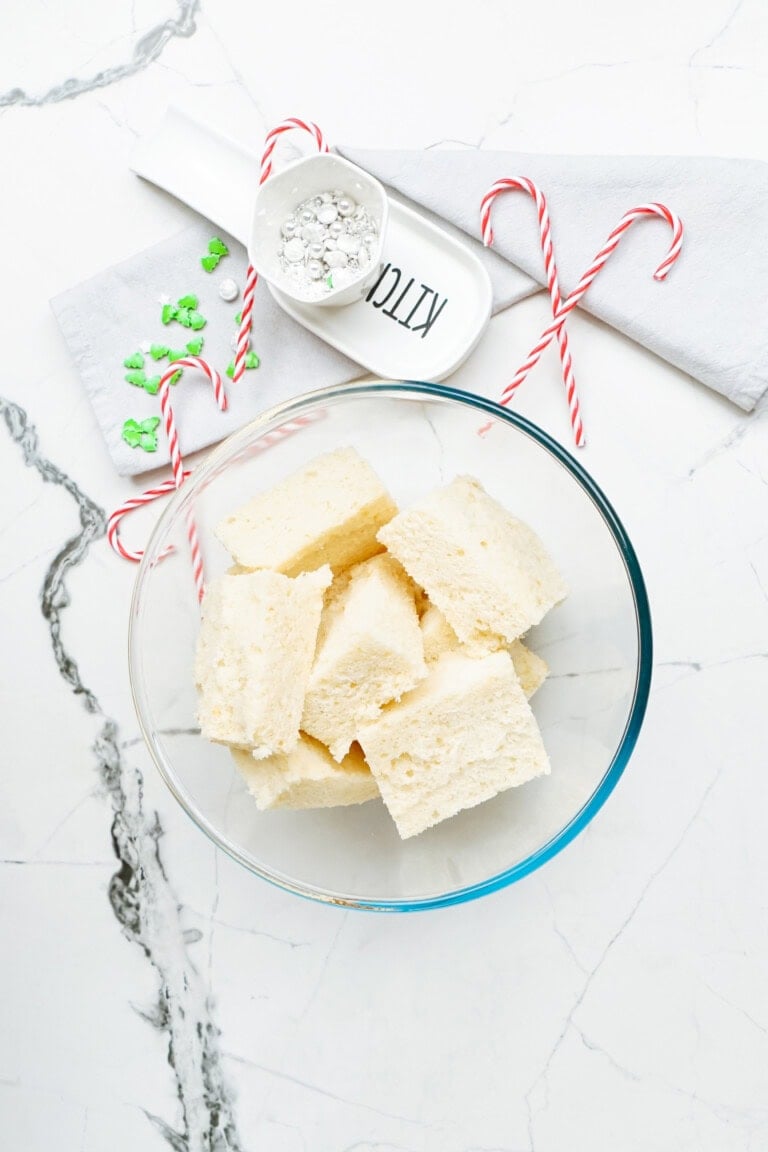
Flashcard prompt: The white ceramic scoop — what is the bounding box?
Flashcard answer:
[131,106,492,381]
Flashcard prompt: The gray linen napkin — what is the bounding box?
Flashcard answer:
[339,148,768,414]
[51,145,768,476]
[51,222,360,477]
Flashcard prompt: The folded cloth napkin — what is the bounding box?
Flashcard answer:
[51,130,768,476]
[51,222,361,476]
[339,147,768,414]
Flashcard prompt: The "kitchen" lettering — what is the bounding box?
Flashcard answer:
[365,264,448,338]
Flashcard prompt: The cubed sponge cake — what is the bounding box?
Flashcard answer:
[378,475,567,644]
[419,601,503,661]
[358,650,550,839]
[507,639,548,699]
[302,555,427,762]
[231,735,379,810]
[419,603,548,698]
[194,567,331,755]
[215,447,397,576]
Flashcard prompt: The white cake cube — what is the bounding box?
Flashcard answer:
[420,603,548,698]
[231,735,379,810]
[216,447,397,576]
[419,602,502,661]
[507,639,548,699]
[378,475,567,643]
[302,555,427,762]
[358,650,550,839]
[194,567,331,756]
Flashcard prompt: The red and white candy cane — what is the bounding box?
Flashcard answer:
[108,356,226,603]
[233,118,329,383]
[158,357,226,602]
[497,202,683,412]
[107,471,191,563]
[481,178,585,447]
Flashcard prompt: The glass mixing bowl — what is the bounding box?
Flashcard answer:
[129,381,651,911]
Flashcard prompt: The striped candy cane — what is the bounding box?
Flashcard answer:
[107,472,191,562]
[108,357,226,603]
[159,357,226,602]
[233,118,329,383]
[497,202,683,412]
[481,178,585,447]
[109,397,326,598]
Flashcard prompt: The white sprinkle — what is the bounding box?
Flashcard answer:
[284,237,305,263]
[337,232,360,256]
[218,277,239,302]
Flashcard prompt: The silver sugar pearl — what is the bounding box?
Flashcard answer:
[328,220,343,238]
[307,259,324,279]
[218,277,239,302]
[308,241,325,259]
[299,207,315,225]
[281,217,298,238]
[337,196,355,217]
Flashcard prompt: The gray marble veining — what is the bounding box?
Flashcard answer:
[0,396,241,1151]
[0,0,199,108]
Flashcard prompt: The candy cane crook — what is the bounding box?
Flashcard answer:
[497,202,683,411]
[108,356,226,603]
[259,117,328,183]
[107,472,190,563]
[158,357,226,602]
[481,178,585,447]
[233,118,329,384]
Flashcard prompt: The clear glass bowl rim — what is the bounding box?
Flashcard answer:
[129,380,653,913]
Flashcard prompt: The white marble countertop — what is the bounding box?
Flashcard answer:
[2,2,767,1149]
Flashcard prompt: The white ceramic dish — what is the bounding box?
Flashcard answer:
[249,152,389,307]
[131,106,493,380]
[269,198,492,380]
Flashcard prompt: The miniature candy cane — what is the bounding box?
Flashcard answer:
[158,357,226,602]
[497,202,683,412]
[109,392,325,600]
[481,178,585,447]
[108,357,226,603]
[107,471,190,563]
[233,118,329,383]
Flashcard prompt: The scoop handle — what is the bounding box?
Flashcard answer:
[130,105,260,245]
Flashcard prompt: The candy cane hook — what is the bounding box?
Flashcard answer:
[108,357,226,603]
[107,472,191,563]
[233,118,330,384]
[481,178,585,447]
[157,358,226,602]
[497,202,683,411]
